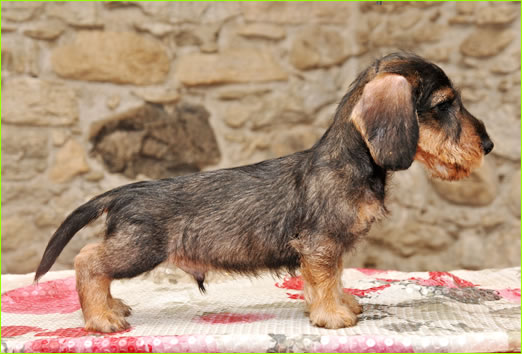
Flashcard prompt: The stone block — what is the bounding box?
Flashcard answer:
[461,29,515,58]
[90,103,221,179]
[430,159,497,207]
[49,139,90,183]
[52,31,169,85]
[2,78,78,126]
[22,19,65,40]
[175,49,287,86]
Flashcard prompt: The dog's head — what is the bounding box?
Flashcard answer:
[350,53,493,180]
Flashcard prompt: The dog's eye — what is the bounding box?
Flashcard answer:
[434,100,453,112]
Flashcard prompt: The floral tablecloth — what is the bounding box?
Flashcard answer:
[1,267,520,353]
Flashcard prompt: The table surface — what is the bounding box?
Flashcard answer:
[1,267,520,353]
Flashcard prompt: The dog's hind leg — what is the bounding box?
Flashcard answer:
[74,243,130,333]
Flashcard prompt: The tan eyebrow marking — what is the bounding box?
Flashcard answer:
[430,87,455,107]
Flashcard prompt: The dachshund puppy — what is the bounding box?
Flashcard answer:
[35,53,493,332]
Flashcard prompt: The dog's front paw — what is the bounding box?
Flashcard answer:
[85,311,130,333]
[341,292,363,314]
[309,304,357,329]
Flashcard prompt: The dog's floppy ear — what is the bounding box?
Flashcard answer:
[352,73,419,171]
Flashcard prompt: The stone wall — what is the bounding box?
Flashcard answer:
[2,2,520,274]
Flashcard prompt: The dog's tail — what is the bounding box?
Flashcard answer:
[34,192,114,282]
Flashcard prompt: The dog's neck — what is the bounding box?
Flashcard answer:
[311,111,387,200]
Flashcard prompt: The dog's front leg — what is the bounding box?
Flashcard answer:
[292,237,357,329]
[337,258,363,315]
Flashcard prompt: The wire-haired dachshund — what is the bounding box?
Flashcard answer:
[35,53,493,332]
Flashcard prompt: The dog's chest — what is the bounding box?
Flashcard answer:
[351,194,386,235]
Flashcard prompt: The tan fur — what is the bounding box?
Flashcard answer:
[415,118,483,180]
[74,243,130,332]
[351,194,387,234]
[430,87,455,106]
[291,238,357,329]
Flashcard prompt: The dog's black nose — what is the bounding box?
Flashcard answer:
[482,138,494,155]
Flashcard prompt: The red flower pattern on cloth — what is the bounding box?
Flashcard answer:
[1,276,80,314]
[276,271,483,301]
[34,326,132,338]
[497,288,521,303]
[2,326,132,339]
[195,312,275,324]
[343,284,391,297]
[1,326,45,337]
[356,268,391,276]
[0,268,518,353]
[408,271,477,288]
[275,275,391,300]
[275,275,304,290]
[375,271,478,288]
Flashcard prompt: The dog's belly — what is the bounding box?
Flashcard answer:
[172,229,300,275]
